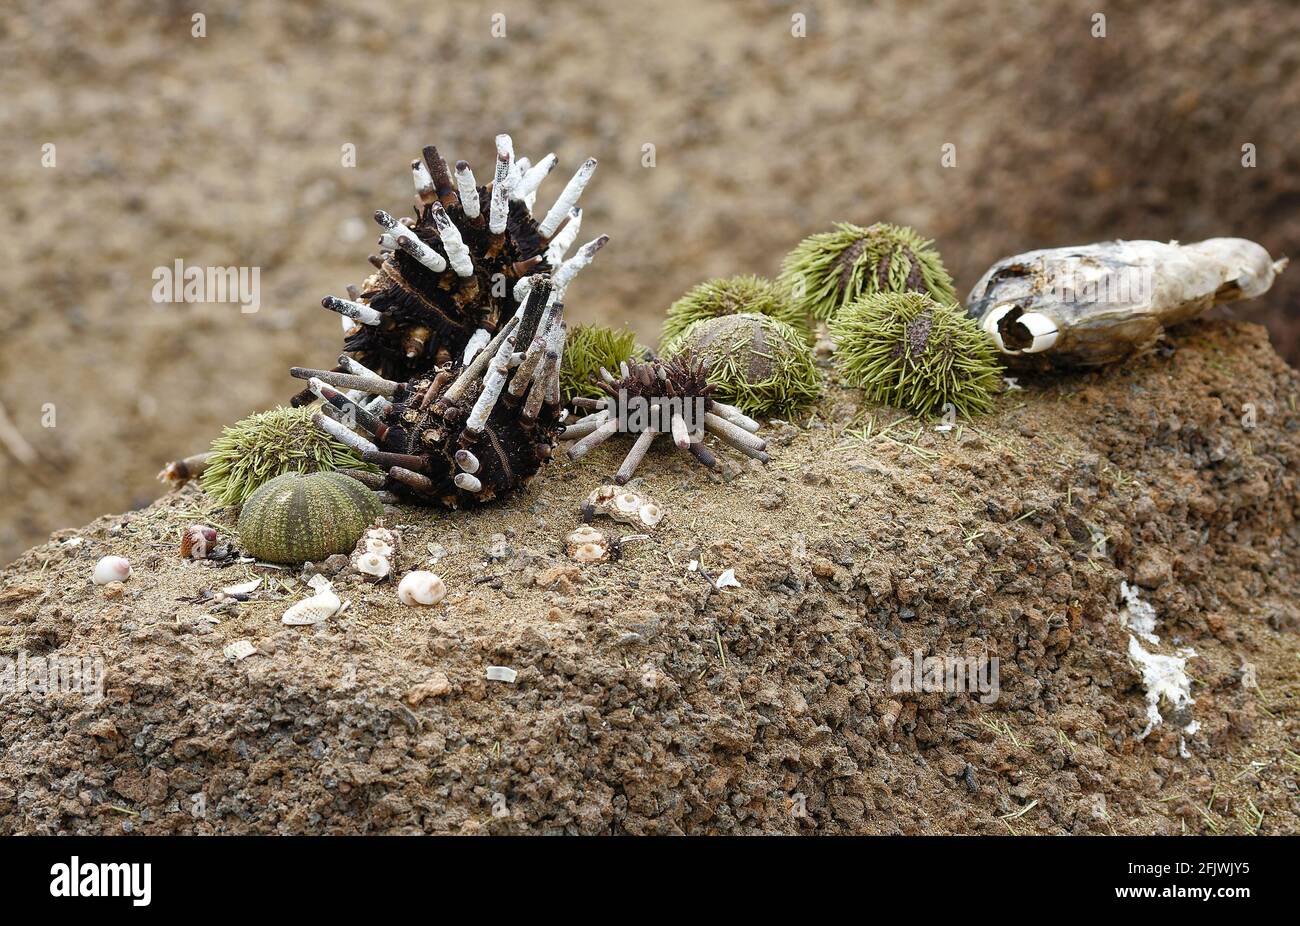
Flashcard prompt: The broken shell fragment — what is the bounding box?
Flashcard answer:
[282,581,343,625]
[398,570,446,606]
[351,522,400,580]
[966,237,1288,368]
[485,665,518,683]
[92,556,132,585]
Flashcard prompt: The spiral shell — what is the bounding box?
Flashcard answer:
[237,471,383,565]
[180,524,218,560]
[92,555,131,585]
[398,570,446,606]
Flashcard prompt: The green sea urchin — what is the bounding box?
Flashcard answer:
[779,222,956,322]
[662,313,820,418]
[201,405,379,506]
[237,471,383,564]
[662,275,809,345]
[559,323,639,403]
[830,292,1002,417]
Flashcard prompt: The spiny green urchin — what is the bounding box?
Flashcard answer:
[662,275,810,346]
[201,405,380,506]
[662,312,821,418]
[779,222,957,322]
[830,292,1003,418]
[560,323,640,402]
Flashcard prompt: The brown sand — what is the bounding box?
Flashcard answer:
[1,320,1296,834]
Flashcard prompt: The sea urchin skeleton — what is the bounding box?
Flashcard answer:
[292,274,573,507]
[562,356,768,484]
[308,134,606,383]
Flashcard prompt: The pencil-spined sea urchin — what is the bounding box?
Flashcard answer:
[300,134,606,385]
[562,355,769,485]
[292,274,576,507]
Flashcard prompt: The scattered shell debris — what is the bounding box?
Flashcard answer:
[485,666,518,683]
[584,484,665,529]
[715,568,741,589]
[351,523,401,581]
[282,575,346,625]
[397,570,446,606]
[92,555,131,586]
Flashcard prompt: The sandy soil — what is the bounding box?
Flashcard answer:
[0,320,1296,834]
[2,0,1299,565]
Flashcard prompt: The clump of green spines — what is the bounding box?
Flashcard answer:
[663,312,821,418]
[560,324,640,402]
[201,405,380,506]
[830,292,1003,418]
[779,222,957,322]
[662,275,810,345]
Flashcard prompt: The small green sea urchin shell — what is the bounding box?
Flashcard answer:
[237,471,383,565]
[560,323,639,402]
[779,222,956,322]
[663,313,821,417]
[830,292,1003,418]
[662,275,809,345]
[201,405,379,506]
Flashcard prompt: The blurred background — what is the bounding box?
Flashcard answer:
[1,0,1297,564]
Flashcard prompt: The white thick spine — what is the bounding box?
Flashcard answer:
[454,472,483,493]
[455,161,480,218]
[462,328,491,364]
[538,158,597,237]
[411,159,435,200]
[489,134,514,234]
[312,412,377,454]
[376,210,447,272]
[322,295,382,327]
[514,153,557,204]
[431,202,474,277]
[465,332,517,433]
[545,207,582,266]
[553,235,609,295]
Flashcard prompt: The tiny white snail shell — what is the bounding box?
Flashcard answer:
[92,555,132,585]
[398,570,446,606]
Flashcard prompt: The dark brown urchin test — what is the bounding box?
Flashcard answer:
[304,134,606,385]
[291,276,571,507]
[561,354,769,485]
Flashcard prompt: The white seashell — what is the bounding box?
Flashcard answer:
[92,555,131,585]
[282,588,342,625]
[224,640,257,661]
[485,666,518,683]
[716,568,741,589]
[221,578,262,597]
[355,551,391,579]
[571,542,607,563]
[638,501,664,528]
[364,537,395,558]
[398,570,446,606]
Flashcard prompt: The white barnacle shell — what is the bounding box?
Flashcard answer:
[92,555,132,585]
[398,570,446,606]
[613,491,642,518]
[354,551,391,579]
[638,500,664,528]
[566,524,610,563]
[282,585,343,625]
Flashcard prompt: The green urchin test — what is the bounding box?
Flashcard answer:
[830,292,1002,418]
[662,312,820,418]
[237,471,383,564]
[779,222,956,322]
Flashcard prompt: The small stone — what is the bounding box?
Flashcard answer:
[405,672,451,705]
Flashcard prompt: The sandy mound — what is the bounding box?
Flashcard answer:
[1,321,1297,834]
